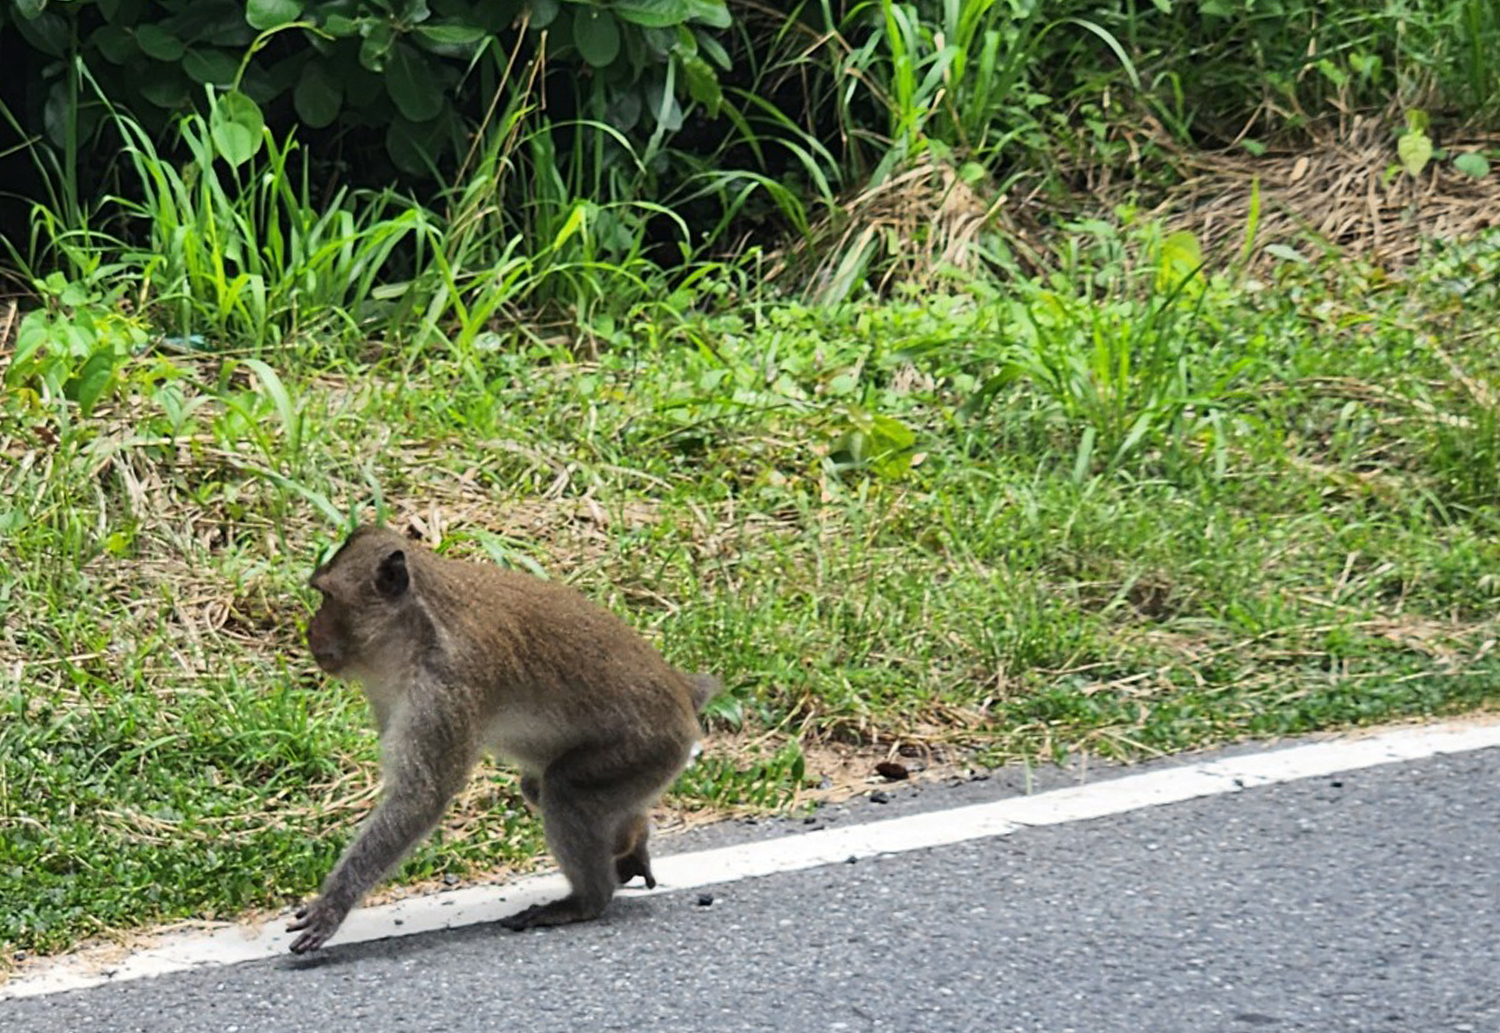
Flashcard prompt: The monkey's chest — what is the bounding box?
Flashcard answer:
[352,666,408,734]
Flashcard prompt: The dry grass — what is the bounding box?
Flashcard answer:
[1149,109,1500,269]
[760,109,1500,303]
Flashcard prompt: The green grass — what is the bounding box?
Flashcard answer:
[4,223,1500,958]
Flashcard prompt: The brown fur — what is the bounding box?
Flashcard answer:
[287,525,716,953]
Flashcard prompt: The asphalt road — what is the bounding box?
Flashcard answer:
[5,742,1497,1033]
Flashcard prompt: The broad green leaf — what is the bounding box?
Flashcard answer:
[1404,107,1429,134]
[294,58,342,127]
[530,0,560,29]
[14,0,46,19]
[323,14,365,36]
[8,315,49,379]
[1397,129,1432,177]
[210,91,265,167]
[386,43,444,122]
[640,24,674,58]
[613,0,691,29]
[1265,243,1308,264]
[183,48,240,85]
[359,21,395,71]
[545,6,575,51]
[574,7,620,67]
[698,31,730,70]
[469,0,522,32]
[14,9,69,56]
[1454,152,1491,178]
[246,0,303,31]
[678,53,720,113]
[68,351,119,418]
[139,67,191,109]
[414,22,489,44]
[191,4,256,47]
[683,0,731,28]
[92,24,136,63]
[869,412,915,451]
[1157,230,1203,290]
[135,24,185,61]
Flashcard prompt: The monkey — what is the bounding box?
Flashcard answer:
[287,524,719,954]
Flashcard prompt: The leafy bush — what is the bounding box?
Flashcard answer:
[2,0,1497,343]
[1,0,731,175]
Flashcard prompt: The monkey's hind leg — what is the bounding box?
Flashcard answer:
[613,812,655,889]
[500,767,623,931]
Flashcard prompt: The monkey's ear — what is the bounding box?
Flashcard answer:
[375,549,409,598]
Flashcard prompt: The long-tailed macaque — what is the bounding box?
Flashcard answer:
[288,525,717,953]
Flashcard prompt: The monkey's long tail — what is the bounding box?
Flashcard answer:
[685,673,721,713]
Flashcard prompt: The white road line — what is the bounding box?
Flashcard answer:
[5,716,1499,1001]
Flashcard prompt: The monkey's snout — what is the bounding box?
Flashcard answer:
[307,615,346,673]
[308,632,344,673]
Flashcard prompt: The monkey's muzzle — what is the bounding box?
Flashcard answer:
[309,641,346,672]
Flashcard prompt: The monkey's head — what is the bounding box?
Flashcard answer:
[306,527,418,675]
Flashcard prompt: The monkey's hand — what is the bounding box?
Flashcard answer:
[286,895,351,954]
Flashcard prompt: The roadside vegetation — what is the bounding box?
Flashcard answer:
[2,0,1499,959]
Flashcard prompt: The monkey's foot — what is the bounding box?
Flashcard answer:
[499,896,604,931]
[615,852,656,888]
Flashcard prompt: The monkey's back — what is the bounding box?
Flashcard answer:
[419,551,701,769]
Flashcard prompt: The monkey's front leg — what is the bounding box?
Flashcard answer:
[287,787,448,953]
[288,709,474,953]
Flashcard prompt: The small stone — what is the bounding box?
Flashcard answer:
[696,893,715,907]
[875,760,910,781]
[870,790,892,804]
